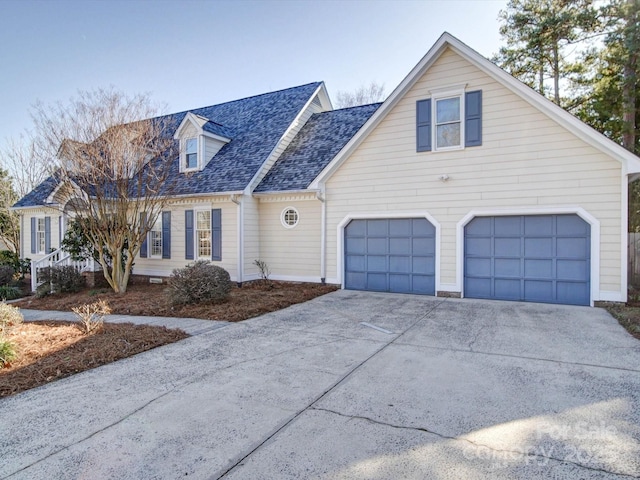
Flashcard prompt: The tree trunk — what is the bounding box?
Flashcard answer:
[622,0,639,152]
[553,43,560,105]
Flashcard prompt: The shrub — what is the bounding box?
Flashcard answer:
[0,265,14,286]
[168,261,232,305]
[0,286,21,301]
[0,339,16,368]
[0,303,23,334]
[72,299,111,335]
[36,266,86,296]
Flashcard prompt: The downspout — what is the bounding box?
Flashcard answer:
[231,194,243,286]
[317,186,326,284]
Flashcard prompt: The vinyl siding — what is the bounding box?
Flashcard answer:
[134,198,239,280]
[258,196,321,279]
[243,195,260,278]
[325,47,623,297]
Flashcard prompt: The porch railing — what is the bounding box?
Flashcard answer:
[31,248,95,292]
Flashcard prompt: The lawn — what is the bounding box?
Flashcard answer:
[1,281,338,397]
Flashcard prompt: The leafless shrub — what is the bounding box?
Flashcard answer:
[72,299,111,335]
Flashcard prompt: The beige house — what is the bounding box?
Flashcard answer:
[14,33,640,306]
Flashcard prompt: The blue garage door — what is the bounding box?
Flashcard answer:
[345,218,435,295]
[464,215,590,305]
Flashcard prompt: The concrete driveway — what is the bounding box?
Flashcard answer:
[2,291,639,479]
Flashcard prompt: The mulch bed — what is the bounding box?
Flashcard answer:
[0,321,188,398]
[14,281,339,322]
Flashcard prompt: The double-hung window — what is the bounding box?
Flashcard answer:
[185,138,198,170]
[196,210,212,258]
[36,218,46,254]
[416,87,482,152]
[435,96,461,149]
[149,217,162,258]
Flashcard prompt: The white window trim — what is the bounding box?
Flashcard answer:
[181,136,201,173]
[432,89,465,152]
[281,207,299,229]
[195,208,212,259]
[148,216,163,259]
[35,216,46,254]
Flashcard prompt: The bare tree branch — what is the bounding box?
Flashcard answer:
[335,82,386,108]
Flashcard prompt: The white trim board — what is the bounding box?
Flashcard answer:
[455,207,602,307]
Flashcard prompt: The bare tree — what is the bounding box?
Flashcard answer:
[335,82,386,108]
[0,168,20,254]
[0,135,52,199]
[32,88,176,293]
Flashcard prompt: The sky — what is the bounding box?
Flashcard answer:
[0,0,508,148]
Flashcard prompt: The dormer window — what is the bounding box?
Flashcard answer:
[185,138,198,170]
[174,112,232,174]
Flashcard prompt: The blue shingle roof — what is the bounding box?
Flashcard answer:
[14,82,322,207]
[255,103,381,192]
[13,174,59,208]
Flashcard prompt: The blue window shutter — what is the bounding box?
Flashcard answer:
[44,217,51,253]
[465,90,482,147]
[30,217,36,254]
[211,209,221,261]
[140,212,148,258]
[162,211,171,259]
[185,210,194,260]
[416,99,432,152]
[58,216,62,245]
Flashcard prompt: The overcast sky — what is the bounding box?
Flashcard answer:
[0,0,508,148]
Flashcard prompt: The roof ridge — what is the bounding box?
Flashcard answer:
[166,82,323,119]
[319,102,383,114]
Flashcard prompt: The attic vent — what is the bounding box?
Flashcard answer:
[311,95,322,108]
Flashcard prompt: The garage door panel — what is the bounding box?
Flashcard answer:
[524,280,554,301]
[367,238,387,254]
[557,238,588,258]
[467,257,491,276]
[466,238,491,256]
[413,257,434,275]
[557,259,589,281]
[389,274,410,293]
[413,275,435,294]
[345,272,366,290]
[495,258,521,277]
[465,277,491,298]
[525,238,552,257]
[389,256,410,273]
[345,218,436,295]
[524,259,552,278]
[367,220,388,236]
[495,237,521,256]
[412,218,435,235]
[465,217,491,235]
[557,282,589,305]
[346,238,365,254]
[413,237,435,255]
[389,238,410,254]
[346,255,365,271]
[525,216,553,235]
[464,215,590,306]
[347,220,366,236]
[557,215,589,235]
[367,273,387,291]
[367,255,387,271]
[495,216,521,235]
[389,219,411,236]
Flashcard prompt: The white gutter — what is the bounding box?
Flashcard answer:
[231,194,243,285]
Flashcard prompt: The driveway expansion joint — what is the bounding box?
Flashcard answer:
[310,406,640,479]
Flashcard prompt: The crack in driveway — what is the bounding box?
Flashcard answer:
[310,406,640,479]
[212,297,448,480]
